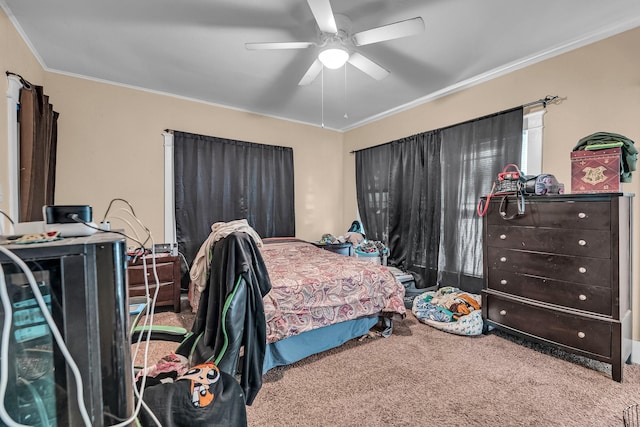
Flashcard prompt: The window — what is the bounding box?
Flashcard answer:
[4,73,59,230]
[4,74,22,234]
[522,109,546,175]
[356,108,526,293]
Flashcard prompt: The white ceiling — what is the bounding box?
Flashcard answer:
[2,0,640,131]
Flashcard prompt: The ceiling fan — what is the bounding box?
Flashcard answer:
[245,0,425,86]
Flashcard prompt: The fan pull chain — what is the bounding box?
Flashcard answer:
[321,66,325,128]
[344,65,348,119]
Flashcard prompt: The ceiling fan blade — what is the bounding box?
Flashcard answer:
[245,41,314,50]
[298,59,323,86]
[353,17,425,46]
[347,52,389,80]
[307,0,338,34]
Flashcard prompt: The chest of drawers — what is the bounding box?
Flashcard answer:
[127,255,181,313]
[482,193,632,381]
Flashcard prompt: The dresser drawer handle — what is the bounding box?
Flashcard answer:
[578,240,587,246]
[577,331,586,339]
[578,267,587,274]
[500,257,507,263]
[500,279,507,285]
[499,310,507,316]
[578,212,586,219]
[499,234,507,240]
[578,294,587,301]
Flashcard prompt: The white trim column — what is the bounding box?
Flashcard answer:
[522,109,546,175]
[163,132,176,246]
[6,74,23,234]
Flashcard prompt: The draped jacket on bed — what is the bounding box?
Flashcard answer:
[185,231,272,405]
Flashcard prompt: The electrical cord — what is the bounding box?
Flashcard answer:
[127,246,162,427]
[113,207,152,249]
[139,398,162,427]
[103,201,161,426]
[0,210,15,225]
[0,210,15,237]
[68,214,146,249]
[97,212,161,426]
[76,217,161,426]
[104,215,143,244]
[0,246,92,427]
[81,199,164,425]
[21,209,160,425]
[101,198,138,224]
[17,378,51,427]
[101,199,152,249]
[177,251,190,273]
[0,206,163,426]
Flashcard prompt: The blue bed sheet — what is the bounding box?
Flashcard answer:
[263,316,379,374]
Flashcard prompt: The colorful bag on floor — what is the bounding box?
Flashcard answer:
[412,289,483,336]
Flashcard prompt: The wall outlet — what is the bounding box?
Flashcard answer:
[153,243,178,255]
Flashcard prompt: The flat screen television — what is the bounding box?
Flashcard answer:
[0,234,133,426]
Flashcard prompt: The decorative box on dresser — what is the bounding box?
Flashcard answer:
[127,254,181,313]
[482,193,633,382]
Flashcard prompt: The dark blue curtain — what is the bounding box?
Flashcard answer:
[356,131,441,289]
[438,108,523,293]
[173,131,295,286]
[19,84,58,222]
[355,107,523,292]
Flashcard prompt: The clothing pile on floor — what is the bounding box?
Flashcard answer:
[355,240,389,256]
[412,286,483,336]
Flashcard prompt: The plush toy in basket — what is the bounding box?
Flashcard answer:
[412,286,483,336]
[355,240,389,265]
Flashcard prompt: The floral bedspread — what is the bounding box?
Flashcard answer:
[260,240,406,343]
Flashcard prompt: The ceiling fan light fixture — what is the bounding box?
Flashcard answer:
[318,47,349,69]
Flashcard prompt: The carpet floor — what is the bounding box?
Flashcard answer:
[138,300,640,427]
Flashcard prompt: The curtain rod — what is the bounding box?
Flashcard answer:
[522,95,559,108]
[349,95,559,154]
[5,71,33,89]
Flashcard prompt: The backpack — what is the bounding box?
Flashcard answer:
[523,174,564,195]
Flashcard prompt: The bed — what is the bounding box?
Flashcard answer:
[189,237,406,374]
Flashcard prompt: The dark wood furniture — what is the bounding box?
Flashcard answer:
[312,241,354,256]
[127,254,181,313]
[482,193,632,381]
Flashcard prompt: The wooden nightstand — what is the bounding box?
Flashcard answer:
[312,241,353,256]
[127,255,181,313]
